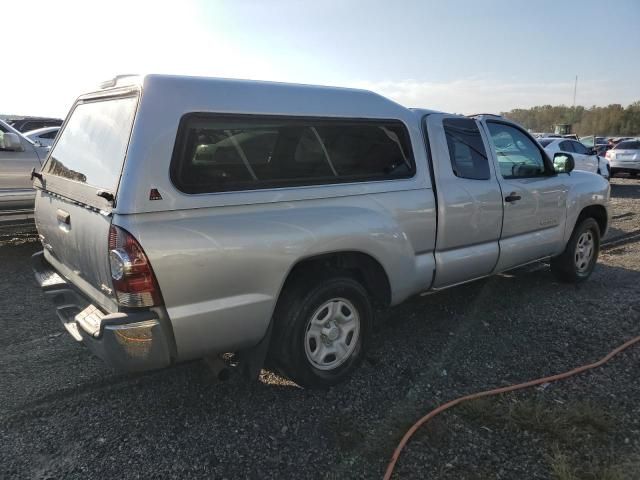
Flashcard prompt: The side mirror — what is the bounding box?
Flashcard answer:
[554,152,575,174]
[1,132,25,152]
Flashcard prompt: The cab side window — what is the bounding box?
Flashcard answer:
[443,118,490,180]
[487,122,548,179]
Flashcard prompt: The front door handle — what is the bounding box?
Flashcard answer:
[505,192,522,203]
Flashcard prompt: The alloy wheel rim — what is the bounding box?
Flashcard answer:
[304,298,360,371]
[575,230,595,273]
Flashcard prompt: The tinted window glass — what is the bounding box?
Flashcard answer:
[442,118,490,180]
[572,141,589,154]
[487,122,548,179]
[559,141,574,152]
[41,130,58,139]
[616,141,640,150]
[45,96,138,190]
[172,115,414,193]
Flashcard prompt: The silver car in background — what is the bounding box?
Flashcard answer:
[0,119,49,221]
[25,126,60,147]
[607,139,640,177]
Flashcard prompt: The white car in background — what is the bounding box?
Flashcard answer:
[538,137,610,179]
[24,126,60,147]
[607,139,640,178]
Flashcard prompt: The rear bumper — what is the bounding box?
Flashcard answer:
[32,250,172,372]
[610,160,640,172]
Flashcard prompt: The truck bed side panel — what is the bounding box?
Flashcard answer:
[116,188,436,361]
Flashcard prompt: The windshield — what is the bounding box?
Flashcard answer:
[44,96,138,191]
[538,139,554,147]
[615,141,640,150]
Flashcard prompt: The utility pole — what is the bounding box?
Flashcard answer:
[573,75,578,108]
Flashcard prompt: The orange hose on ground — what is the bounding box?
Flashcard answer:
[383,335,640,480]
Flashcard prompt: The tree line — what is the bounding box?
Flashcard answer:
[501,102,640,136]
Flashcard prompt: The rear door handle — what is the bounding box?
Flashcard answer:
[505,193,521,203]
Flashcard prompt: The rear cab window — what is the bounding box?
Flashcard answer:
[442,118,490,180]
[43,94,138,205]
[171,115,415,194]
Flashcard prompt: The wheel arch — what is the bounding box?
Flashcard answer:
[576,204,608,237]
[277,250,392,309]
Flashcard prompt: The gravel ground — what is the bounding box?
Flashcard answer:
[1,178,639,480]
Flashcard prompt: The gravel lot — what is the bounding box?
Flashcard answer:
[1,178,639,480]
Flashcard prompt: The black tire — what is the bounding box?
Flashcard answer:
[270,276,372,388]
[551,218,600,283]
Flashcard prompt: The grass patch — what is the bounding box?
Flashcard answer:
[458,395,614,441]
[547,443,633,480]
[458,395,635,480]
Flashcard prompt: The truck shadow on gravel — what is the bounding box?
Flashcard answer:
[3,255,639,479]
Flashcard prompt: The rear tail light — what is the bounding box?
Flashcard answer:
[108,225,163,308]
[605,150,613,159]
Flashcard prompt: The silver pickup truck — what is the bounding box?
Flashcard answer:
[32,74,610,388]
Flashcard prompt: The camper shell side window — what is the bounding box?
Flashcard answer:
[170,114,416,194]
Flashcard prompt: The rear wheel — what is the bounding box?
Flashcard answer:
[551,218,600,283]
[270,276,372,388]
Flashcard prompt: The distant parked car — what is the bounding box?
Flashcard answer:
[0,119,49,220]
[607,139,640,178]
[594,144,609,157]
[8,117,63,133]
[539,137,609,179]
[25,126,60,147]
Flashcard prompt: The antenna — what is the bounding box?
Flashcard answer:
[572,75,578,108]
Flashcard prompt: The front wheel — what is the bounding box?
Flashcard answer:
[270,276,373,388]
[551,218,600,283]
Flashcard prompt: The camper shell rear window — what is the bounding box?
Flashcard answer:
[170,114,415,194]
[44,95,138,192]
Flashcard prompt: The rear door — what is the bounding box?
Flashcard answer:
[425,114,503,288]
[34,91,139,312]
[481,120,569,271]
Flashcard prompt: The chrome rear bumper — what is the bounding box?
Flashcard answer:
[32,250,172,372]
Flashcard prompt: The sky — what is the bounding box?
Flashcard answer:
[2,0,639,118]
